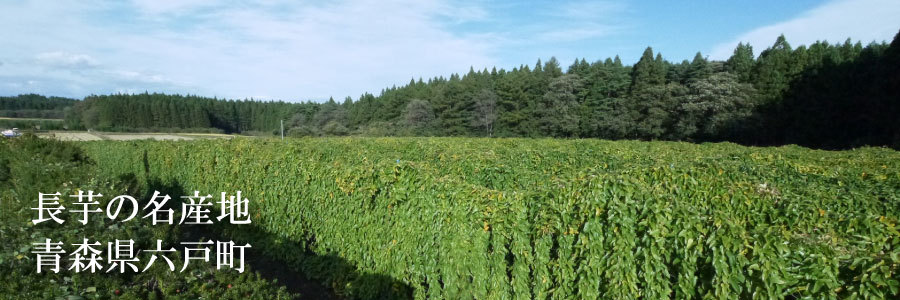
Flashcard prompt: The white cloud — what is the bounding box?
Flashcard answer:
[105,70,170,84]
[35,51,99,69]
[0,0,635,100]
[0,0,498,100]
[710,0,900,60]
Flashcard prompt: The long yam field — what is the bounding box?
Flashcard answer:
[73,137,900,299]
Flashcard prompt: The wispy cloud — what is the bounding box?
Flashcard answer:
[709,0,900,59]
[536,25,622,43]
[129,0,218,15]
[35,52,99,69]
[551,1,626,20]
[104,70,171,84]
[529,1,629,43]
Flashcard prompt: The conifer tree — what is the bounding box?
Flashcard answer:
[686,52,711,82]
[725,43,755,82]
[630,47,663,92]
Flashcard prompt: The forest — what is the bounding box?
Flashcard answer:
[0,94,76,119]
[2,31,898,149]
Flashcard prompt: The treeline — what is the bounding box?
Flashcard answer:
[0,119,66,131]
[289,31,899,149]
[3,31,899,148]
[0,94,77,119]
[70,94,314,133]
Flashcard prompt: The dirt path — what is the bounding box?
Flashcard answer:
[40,131,239,141]
[0,117,63,121]
[103,134,194,141]
[44,132,104,141]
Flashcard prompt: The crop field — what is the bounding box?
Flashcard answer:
[0,136,297,299]
[76,137,900,299]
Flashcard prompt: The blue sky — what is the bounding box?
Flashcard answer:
[1,0,898,102]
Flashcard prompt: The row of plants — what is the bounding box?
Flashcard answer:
[0,135,296,299]
[81,137,900,299]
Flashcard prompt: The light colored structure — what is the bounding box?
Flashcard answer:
[2,128,21,137]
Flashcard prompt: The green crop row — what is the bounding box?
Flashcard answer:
[0,135,296,299]
[80,137,900,299]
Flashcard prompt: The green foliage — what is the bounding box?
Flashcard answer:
[0,118,68,131]
[0,136,297,299]
[471,89,498,137]
[630,47,666,92]
[82,137,900,299]
[0,94,77,119]
[673,72,758,140]
[686,52,711,82]
[401,99,436,134]
[539,74,583,137]
[69,93,307,134]
[753,35,796,103]
[725,43,755,82]
[769,33,900,148]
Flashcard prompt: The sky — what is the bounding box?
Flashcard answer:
[1,0,898,102]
